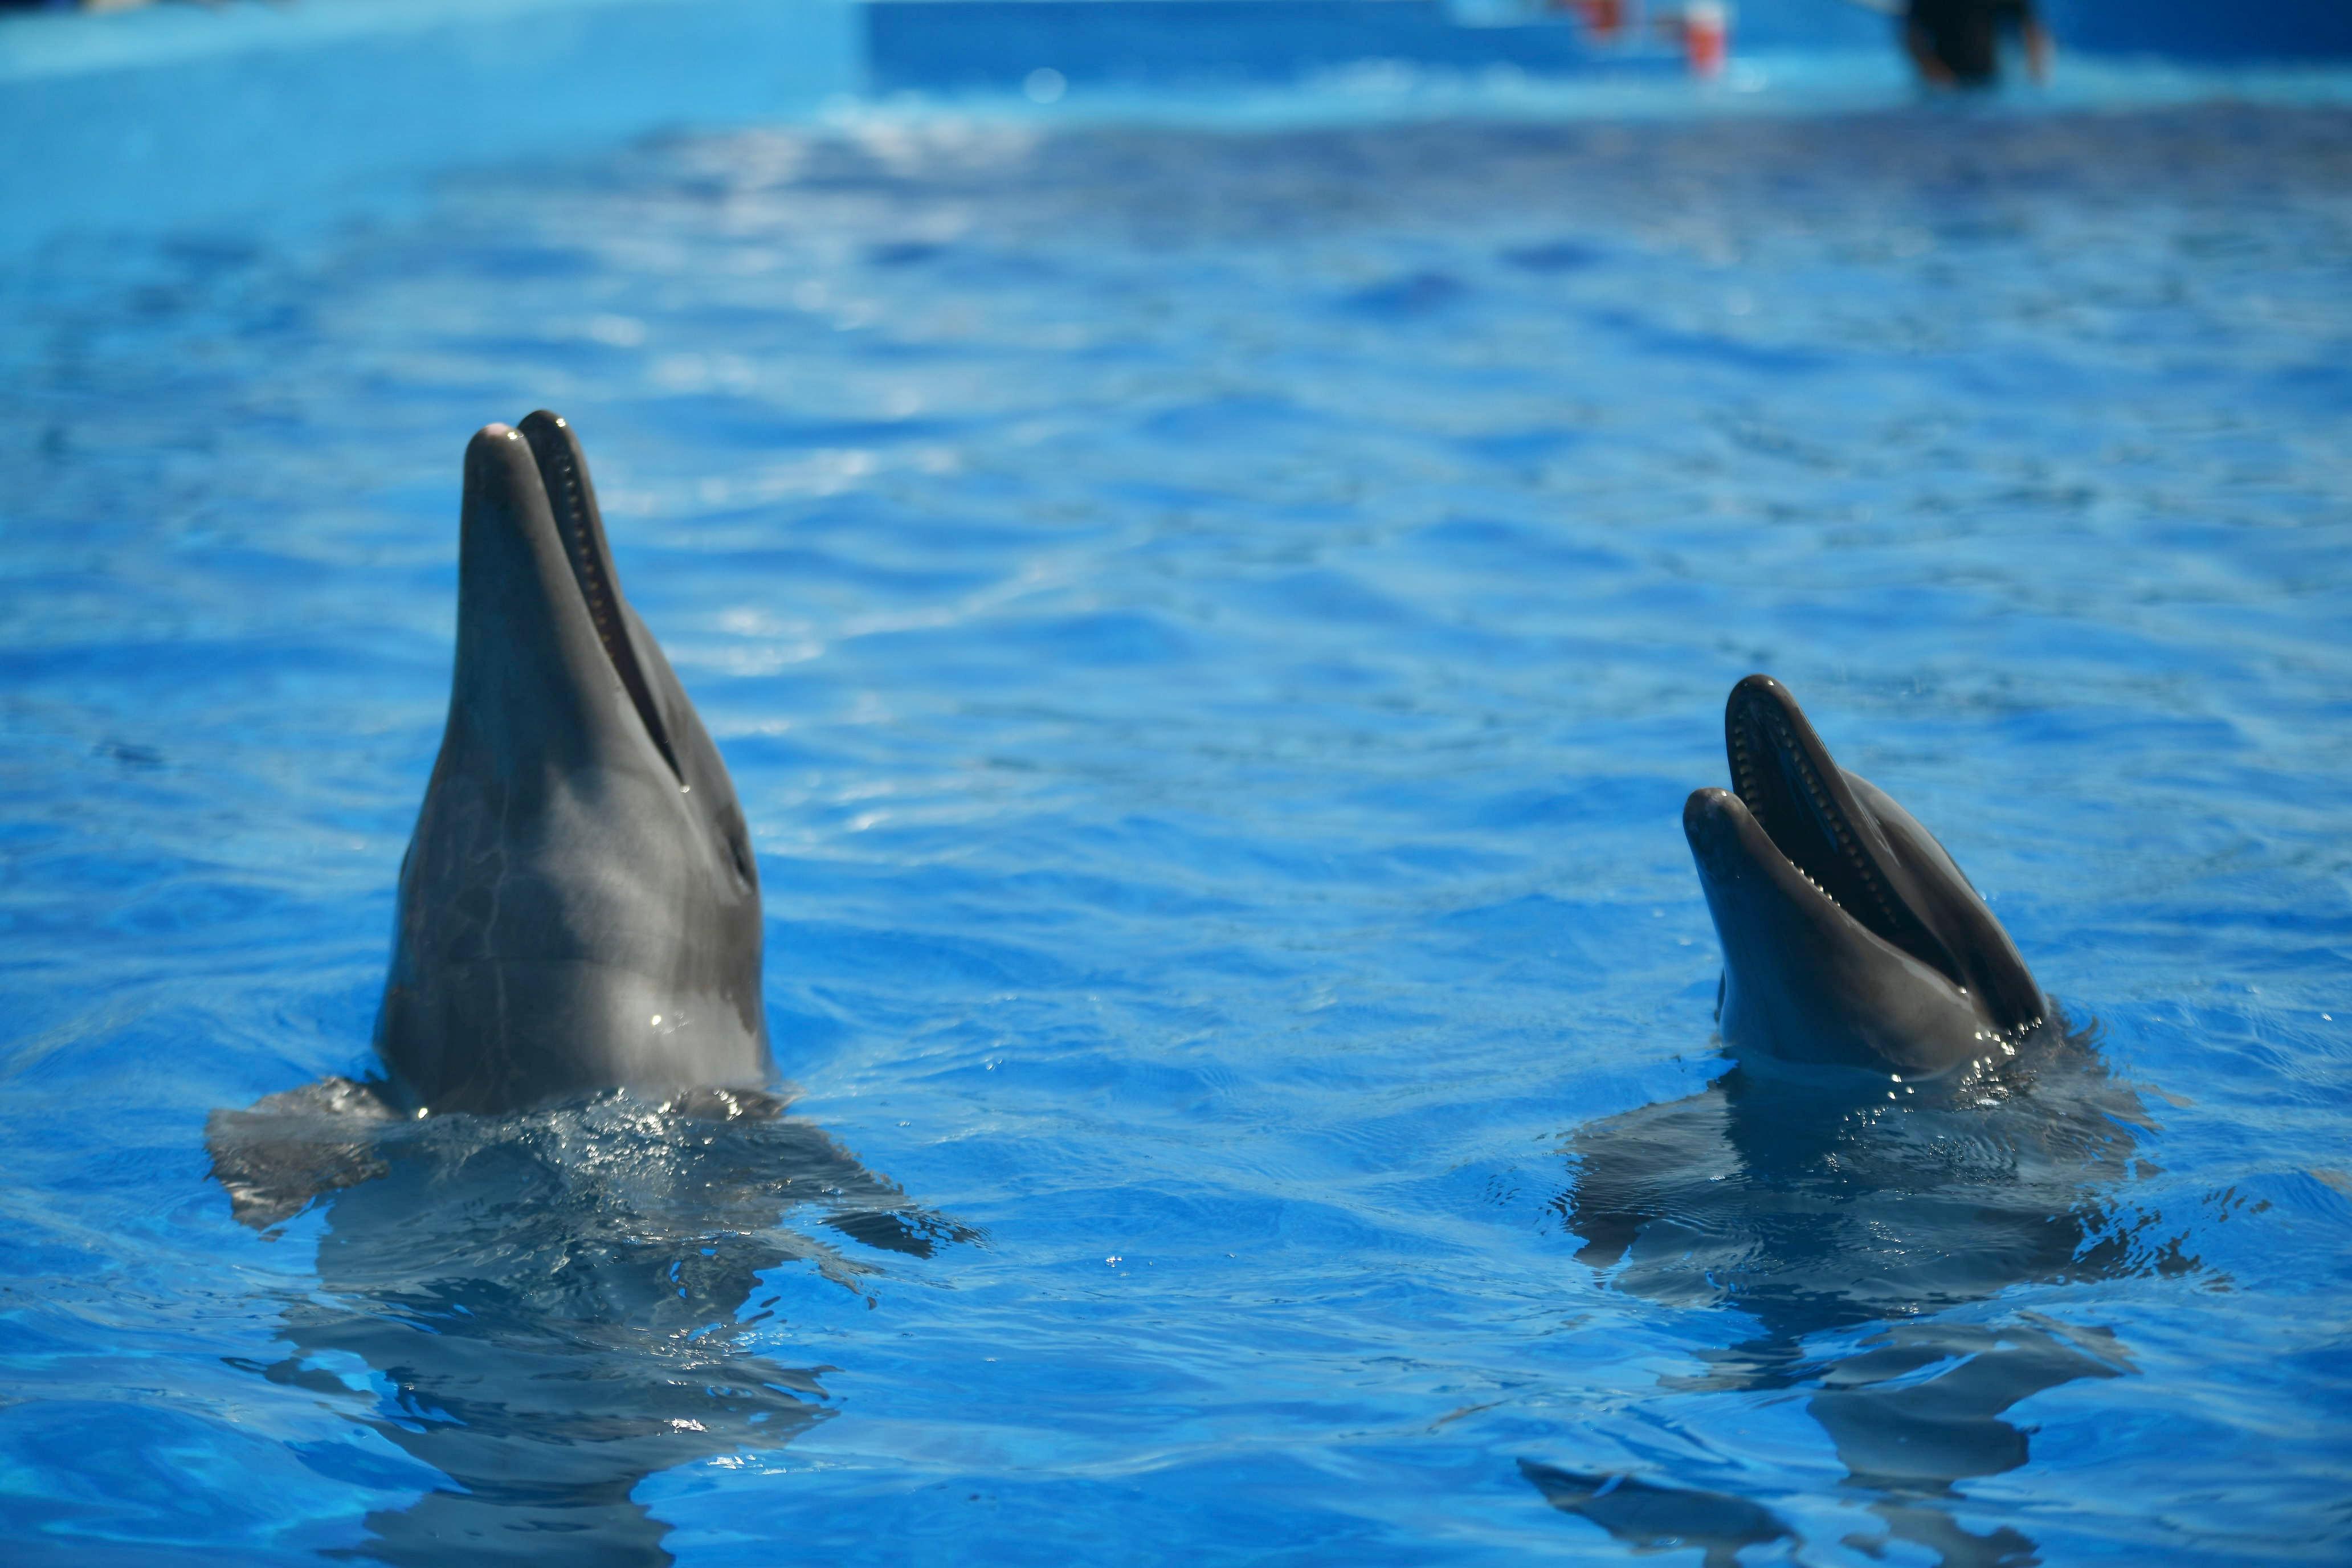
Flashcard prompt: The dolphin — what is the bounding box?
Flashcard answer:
[1682,674,2047,1077]
[199,415,979,1560]
[374,411,769,1114]
[207,410,778,1219]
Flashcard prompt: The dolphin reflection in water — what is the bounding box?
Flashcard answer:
[209,1083,973,1567]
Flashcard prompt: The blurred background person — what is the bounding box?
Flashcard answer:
[1905,0,2051,87]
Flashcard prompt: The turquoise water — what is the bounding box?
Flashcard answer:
[3,92,2350,1566]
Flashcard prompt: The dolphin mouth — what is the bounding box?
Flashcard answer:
[512,411,684,783]
[1721,675,1966,989]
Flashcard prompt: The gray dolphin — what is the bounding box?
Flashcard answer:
[373,411,769,1113]
[198,416,985,1561]
[1683,674,2047,1077]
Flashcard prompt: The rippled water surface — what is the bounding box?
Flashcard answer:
[3,96,2350,1567]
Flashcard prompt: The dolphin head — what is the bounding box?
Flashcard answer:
[374,413,769,1114]
[1683,675,2045,1078]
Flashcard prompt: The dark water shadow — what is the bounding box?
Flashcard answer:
[209,1084,975,1566]
[1531,1024,2195,1567]
[1520,1459,1794,1568]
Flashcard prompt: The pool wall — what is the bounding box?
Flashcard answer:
[5,0,2350,260]
[862,0,1656,94]
[2045,0,2352,65]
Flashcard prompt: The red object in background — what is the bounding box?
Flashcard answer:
[1552,0,1627,43]
[1683,0,1728,76]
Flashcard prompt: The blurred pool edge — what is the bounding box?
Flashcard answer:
[0,0,863,258]
[7,0,2352,264]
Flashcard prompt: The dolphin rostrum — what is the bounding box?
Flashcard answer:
[1682,674,2047,1077]
[374,411,769,1114]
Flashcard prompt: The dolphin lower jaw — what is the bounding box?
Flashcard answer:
[452,429,688,791]
[1687,787,2014,1079]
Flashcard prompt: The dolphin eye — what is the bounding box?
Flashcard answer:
[729,835,754,885]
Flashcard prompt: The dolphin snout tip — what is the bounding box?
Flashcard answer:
[1684,786,1737,834]
[1726,672,1792,718]
[463,422,539,492]
[1683,787,1747,874]
[466,420,525,453]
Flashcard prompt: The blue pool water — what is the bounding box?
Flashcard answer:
[3,86,2351,1567]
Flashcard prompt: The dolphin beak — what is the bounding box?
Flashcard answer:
[514,411,683,781]
[451,418,678,783]
[1683,784,1818,910]
[1720,674,1968,988]
[1683,786,1750,878]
